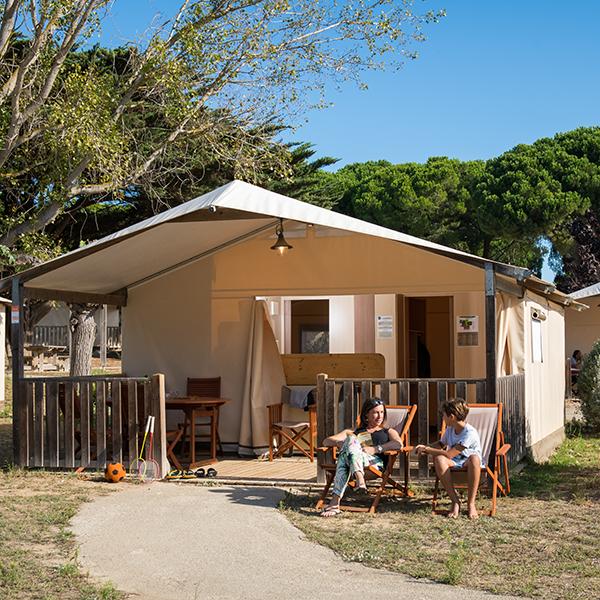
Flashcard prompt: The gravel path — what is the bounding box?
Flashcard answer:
[71,483,519,600]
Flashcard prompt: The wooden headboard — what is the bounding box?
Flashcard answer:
[281,353,385,385]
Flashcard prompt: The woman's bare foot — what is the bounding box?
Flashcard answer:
[467,504,479,520]
[447,501,460,518]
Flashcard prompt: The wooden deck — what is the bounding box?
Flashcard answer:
[195,456,318,486]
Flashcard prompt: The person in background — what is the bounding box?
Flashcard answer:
[570,349,583,393]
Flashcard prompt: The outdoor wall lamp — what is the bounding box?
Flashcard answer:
[270,218,293,255]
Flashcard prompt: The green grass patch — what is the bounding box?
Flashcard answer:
[281,435,600,599]
[0,415,125,599]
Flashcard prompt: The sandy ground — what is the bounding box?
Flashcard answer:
[71,483,519,600]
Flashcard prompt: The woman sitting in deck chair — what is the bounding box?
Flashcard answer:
[415,398,483,519]
[319,398,403,517]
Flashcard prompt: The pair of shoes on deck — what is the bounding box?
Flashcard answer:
[195,467,218,478]
[166,468,217,480]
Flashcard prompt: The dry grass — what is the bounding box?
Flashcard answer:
[281,436,600,599]
[0,416,125,600]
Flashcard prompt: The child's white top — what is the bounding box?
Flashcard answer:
[441,423,484,467]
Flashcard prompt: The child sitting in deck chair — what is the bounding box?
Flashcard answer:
[414,398,483,519]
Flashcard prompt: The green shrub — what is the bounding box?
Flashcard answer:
[577,340,600,431]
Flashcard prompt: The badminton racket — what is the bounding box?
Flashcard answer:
[129,415,152,479]
[144,416,161,481]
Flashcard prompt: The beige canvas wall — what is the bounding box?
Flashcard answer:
[523,292,565,449]
[565,294,600,357]
[121,229,491,449]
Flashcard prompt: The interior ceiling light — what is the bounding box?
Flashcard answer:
[270,218,293,255]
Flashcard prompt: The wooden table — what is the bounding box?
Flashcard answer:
[166,396,228,468]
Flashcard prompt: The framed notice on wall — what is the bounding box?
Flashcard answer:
[376,315,393,338]
[457,315,479,347]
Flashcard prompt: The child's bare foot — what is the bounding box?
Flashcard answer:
[447,501,460,518]
[467,504,479,520]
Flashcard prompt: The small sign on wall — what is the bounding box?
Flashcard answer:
[457,315,479,333]
[11,305,19,324]
[457,315,479,347]
[376,315,393,338]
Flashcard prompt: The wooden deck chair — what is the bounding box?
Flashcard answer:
[432,403,511,517]
[267,403,317,461]
[316,404,417,514]
[166,426,184,471]
[186,377,223,454]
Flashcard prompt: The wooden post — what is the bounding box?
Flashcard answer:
[11,278,26,466]
[485,263,497,404]
[0,302,6,413]
[151,374,168,477]
[100,304,108,368]
[316,373,327,484]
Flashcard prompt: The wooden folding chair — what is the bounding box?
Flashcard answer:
[432,403,511,517]
[316,404,417,514]
[166,426,184,471]
[185,377,223,454]
[267,403,317,461]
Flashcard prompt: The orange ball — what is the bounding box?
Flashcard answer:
[104,462,126,483]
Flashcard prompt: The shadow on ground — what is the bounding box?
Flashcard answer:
[207,485,285,508]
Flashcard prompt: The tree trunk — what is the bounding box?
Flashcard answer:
[69,304,98,376]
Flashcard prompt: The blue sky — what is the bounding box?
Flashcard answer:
[101,1,600,279]
[102,1,600,166]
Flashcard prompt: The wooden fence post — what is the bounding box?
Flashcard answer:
[11,277,26,466]
[485,263,497,404]
[316,373,327,484]
[151,374,168,477]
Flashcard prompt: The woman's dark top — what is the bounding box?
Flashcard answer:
[353,426,390,464]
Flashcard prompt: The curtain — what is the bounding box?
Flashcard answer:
[496,291,525,376]
[238,299,286,456]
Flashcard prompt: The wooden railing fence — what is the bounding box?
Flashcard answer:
[316,373,527,481]
[26,325,122,349]
[27,325,68,347]
[15,374,167,473]
[496,373,526,465]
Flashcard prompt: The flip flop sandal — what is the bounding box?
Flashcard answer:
[194,468,206,478]
[206,467,218,478]
[320,506,342,517]
[166,470,184,480]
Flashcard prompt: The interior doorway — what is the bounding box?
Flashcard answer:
[402,296,453,378]
[399,296,454,439]
[289,299,329,353]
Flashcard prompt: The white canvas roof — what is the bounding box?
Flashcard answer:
[570,282,600,300]
[0,179,566,302]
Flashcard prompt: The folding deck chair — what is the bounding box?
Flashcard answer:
[316,404,417,514]
[267,403,317,461]
[432,403,511,517]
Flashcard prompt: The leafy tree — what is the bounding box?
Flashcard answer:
[0,1,444,374]
[331,129,600,275]
[577,339,600,431]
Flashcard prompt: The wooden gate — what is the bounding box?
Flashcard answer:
[15,374,167,473]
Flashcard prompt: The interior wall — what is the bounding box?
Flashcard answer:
[565,296,600,357]
[523,292,565,449]
[374,294,397,378]
[329,296,355,353]
[453,291,486,379]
